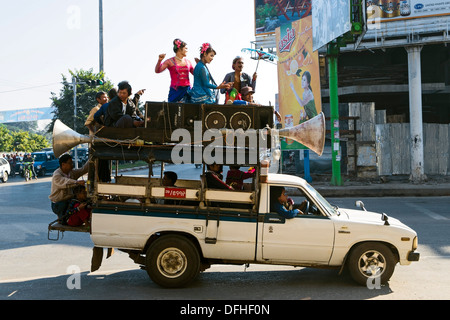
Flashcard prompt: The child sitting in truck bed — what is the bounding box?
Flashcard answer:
[64,185,92,227]
[225,166,255,190]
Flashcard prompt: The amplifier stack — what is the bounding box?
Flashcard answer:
[144,101,274,132]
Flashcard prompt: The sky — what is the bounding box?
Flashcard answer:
[0,0,278,112]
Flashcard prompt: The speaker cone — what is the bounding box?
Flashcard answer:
[205,111,227,129]
[230,112,252,130]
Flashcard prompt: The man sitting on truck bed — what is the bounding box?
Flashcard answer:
[104,81,144,128]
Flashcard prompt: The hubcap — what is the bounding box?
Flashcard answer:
[157,248,187,278]
[358,250,386,277]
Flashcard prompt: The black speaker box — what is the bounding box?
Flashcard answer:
[145,102,201,130]
[145,101,273,131]
[202,105,273,130]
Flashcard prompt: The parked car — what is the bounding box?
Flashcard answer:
[31,151,59,176]
[0,157,11,182]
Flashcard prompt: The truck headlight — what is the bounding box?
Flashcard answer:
[412,236,418,250]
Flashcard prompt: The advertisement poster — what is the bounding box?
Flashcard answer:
[312,0,351,51]
[367,0,450,27]
[276,15,322,150]
[254,0,312,36]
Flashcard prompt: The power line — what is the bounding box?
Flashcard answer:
[0,83,60,94]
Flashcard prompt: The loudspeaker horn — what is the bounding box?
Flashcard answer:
[278,112,326,156]
[53,120,146,158]
[53,120,92,158]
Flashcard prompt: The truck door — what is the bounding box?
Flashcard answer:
[261,185,334,264]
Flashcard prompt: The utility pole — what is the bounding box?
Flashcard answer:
[72,77,79,169]
[327,41,342,186]
[99,0,104,73]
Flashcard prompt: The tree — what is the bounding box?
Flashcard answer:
[0,125,13,152]
[11,131,49,152]
[49,69,113,135]
[0,125,49,152]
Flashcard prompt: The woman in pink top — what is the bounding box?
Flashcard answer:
[155,39,194,103]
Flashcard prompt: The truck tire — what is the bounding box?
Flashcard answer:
[347,242,397,286]
[145,235,200,288]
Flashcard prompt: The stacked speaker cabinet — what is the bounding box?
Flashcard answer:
[145,101,273,132]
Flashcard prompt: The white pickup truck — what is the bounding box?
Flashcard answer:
[53,163,419,288]
[49,107,419,288]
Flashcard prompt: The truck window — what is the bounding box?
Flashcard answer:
[269,185,322,217]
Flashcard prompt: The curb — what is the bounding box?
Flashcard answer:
[313,185,450,197]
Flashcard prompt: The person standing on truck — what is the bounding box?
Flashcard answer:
[188,43,232,104]
[155,38,195,103]
[49,154,89,220]
[270,186,307,219]
[221,56,257,101]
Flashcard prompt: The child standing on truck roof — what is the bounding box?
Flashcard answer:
[64,185,92,227]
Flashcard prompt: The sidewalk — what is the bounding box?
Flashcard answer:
[309,174,450,197]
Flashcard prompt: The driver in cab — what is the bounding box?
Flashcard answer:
[271,186,308,219]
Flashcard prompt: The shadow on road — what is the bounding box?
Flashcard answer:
[1,267,393,300]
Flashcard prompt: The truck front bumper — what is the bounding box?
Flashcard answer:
[407,251,420,262]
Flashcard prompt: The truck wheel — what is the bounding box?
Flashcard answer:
[145,235,200,288]
[347,242,397,286]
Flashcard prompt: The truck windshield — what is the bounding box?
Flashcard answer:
[303,182,338,216]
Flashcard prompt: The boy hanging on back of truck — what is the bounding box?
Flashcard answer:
[64,185,92,227]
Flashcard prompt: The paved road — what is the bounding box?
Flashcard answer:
[0,168,449,301]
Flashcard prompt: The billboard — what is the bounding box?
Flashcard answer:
[367,0,450,27]
[0,107,53,124]
[276,15,322,150]
[312,0,352,51]
[255,0,312,36]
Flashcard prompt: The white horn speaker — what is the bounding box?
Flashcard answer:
[52,120,92,158]
[278,112,326,156]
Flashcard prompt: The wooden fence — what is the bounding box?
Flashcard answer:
[376,123,450,176]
